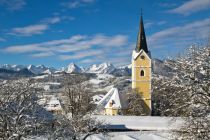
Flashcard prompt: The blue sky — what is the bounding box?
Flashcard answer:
[0,0,210,68]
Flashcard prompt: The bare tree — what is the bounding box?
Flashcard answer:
[0,79,52,140]
[63,74,94,117]
[50,74,105,140]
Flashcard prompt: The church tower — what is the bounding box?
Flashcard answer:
[132,14,151,115]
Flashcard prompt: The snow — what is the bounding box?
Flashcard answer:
[32,75,48,79]
[33,82,61,91]
[28,131,170,140]
[86,62,116,74]
[104,88,124,109]
[43,85,50,91]
[92,94,105,104]
[0,64,26,71]
[89,74,114,85]
[45,97,62,112]
[42,69,52,74]
[65,63,82,73]
[132,50,150,60]
[94,115,184,131]
[87,131,170,140]
[95,87,128,113]
[89,79,103,84]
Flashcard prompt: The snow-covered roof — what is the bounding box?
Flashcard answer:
[92,94,105,104]
[94,115,184,131]
[45,97,62,111]
[132,50,151,60]
[105,88,122,109]
[97,87,128,110]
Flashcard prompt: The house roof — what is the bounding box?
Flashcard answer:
[97,87,128,110]
[45,97,62,111]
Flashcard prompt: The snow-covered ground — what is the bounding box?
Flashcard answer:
[26,131,171,140]
[87,131,171,140]
[89,74,114,84]
[32,75,49,79]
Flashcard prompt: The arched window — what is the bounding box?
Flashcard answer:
[140,70,144,76]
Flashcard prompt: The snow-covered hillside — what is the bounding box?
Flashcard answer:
[27,65,56,74]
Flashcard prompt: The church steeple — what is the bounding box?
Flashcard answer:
[135,14,148,53]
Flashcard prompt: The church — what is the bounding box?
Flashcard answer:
[132,14,152,115]
[95,14,152,116]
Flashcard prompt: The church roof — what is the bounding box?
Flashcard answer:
[135,15,149,53]
[96,87,128,110]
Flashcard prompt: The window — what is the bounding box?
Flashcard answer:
[140,70,144,76]
[141,55,145,59]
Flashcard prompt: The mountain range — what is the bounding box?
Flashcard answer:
[0,59,173,76]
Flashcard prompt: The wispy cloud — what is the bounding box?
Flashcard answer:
[31,52,55,58]
[62,0,96,9]
[168,0,210,15]
[144,22,153,29]
[9,15,74,36]
[41,17,61,24]
[59,50,103,60]
[10,24,48,36]
[157,21,167,26]
[3,34,128,61]
[0,0,26,11]
[148,18,210,48]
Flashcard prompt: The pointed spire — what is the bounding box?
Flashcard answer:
[135,12,149,53]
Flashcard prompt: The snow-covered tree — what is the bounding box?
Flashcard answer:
[127,89,149,116]
[50,74,105,140]
[0,79,52,140]
[152,45,210,139]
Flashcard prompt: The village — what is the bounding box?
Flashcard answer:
[0,0,209,139]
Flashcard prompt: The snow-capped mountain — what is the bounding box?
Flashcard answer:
[0,64,57,74]
[86,62,116,74]
[28,65,56,74]
[65,63,82,73]
[111,64,132,76]
[0,64,26,71]
[152,59,173,77]
[0,58,174,76]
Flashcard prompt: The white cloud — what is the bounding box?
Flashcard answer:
[42,17,61,24]
[10,15,74,36]
[3,34,128,58]
[62,0,96,9]
[59,50,103,60]
[31,52,54,58]
[11,24,48,36]
[169,0,210,15]
[80,58,96,64]
[0,0,26,11]
[148,18,210,48]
